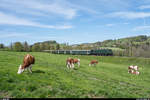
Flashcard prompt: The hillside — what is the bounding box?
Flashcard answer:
[76,35,150,49]
[70,35,150,57]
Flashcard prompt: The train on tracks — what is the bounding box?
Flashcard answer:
[44,49,113,56]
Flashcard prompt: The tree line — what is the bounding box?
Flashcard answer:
[1,35,150,58]
[95,35,150,58]
[0,41,61,52]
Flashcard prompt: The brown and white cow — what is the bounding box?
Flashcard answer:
[17,54,35,74]
[66,57,80,69]
[89,60,98,66]
[128,65,139,75]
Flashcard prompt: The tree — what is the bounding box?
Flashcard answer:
[40,43,45,51]
[0,44,4,49]
[50,45,55,50]
[23,41,30,52]
[13,42,23,52]
[31,43,41,52]
[56,44,60,50]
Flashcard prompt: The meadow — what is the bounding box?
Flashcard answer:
[0,51,150,98]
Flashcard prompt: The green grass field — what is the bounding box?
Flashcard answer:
[0,51,150,98]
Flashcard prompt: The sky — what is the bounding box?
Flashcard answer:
[1,0,150,46]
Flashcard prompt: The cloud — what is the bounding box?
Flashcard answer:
[0,12,72,29]
[105,23,129,27]
[123,22,129,25]
[0,33,27,38]
[106,24,115,27]
[108,12,150,19]
[133,26,150,31]
[0,0,77,19]
[64,1,99,15]
[0,31,64,39]
[139,5,150,10]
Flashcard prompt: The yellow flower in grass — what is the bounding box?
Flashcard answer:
[22,88,26,92]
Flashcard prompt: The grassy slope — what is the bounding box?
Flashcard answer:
[0,51,150,98]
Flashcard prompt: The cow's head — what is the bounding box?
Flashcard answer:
[17,65,24,74]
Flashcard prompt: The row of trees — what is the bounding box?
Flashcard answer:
[1,35,150,58]
[108,41,150,58]
[0,41,61,52]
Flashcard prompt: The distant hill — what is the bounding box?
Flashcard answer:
[32,40,58,46]
[72,35,150,49]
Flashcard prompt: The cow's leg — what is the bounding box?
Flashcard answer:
[69,64,71,69]
[30,65,32,73]
[27,67,30,73]
[128,70,130,73]
[28,65,32,73]
[72,63,74,69]
[67,63,70,69]
[78,62,80,67]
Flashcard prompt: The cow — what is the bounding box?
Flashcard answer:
[89,60,98,66]
[73,58,80,67]
[128,65,139,75]
[128,65,138,71]
[66,57,80,69]
[17,54,35,74]
[66,57,74,69]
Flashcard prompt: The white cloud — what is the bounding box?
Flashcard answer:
[133,26,150,31]
[0,12,72,29]
[108,12,150,19]
[139,5,150,10]
[0,0,77,19]
[105,23,129,27]
[0,33,27,38]
[106,24,115,27]
[123,22,129,25]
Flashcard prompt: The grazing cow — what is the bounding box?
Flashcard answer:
[89,60,98,66]
[128,65,139,75]
[73,58,80,67]
[128,65,138,71]
[17,54,35,74]
[66,58,80,69]
[66,57,74,69]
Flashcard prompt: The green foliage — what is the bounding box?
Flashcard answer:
[1,35,150,58]
[13,42,23,52]
[0,43,4,48]
[31,43,41,52]
[23,41,30,52]
[0,51,150,98]
[56,44,60,50]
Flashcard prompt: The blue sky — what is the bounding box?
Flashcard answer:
[1,0,150,46]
